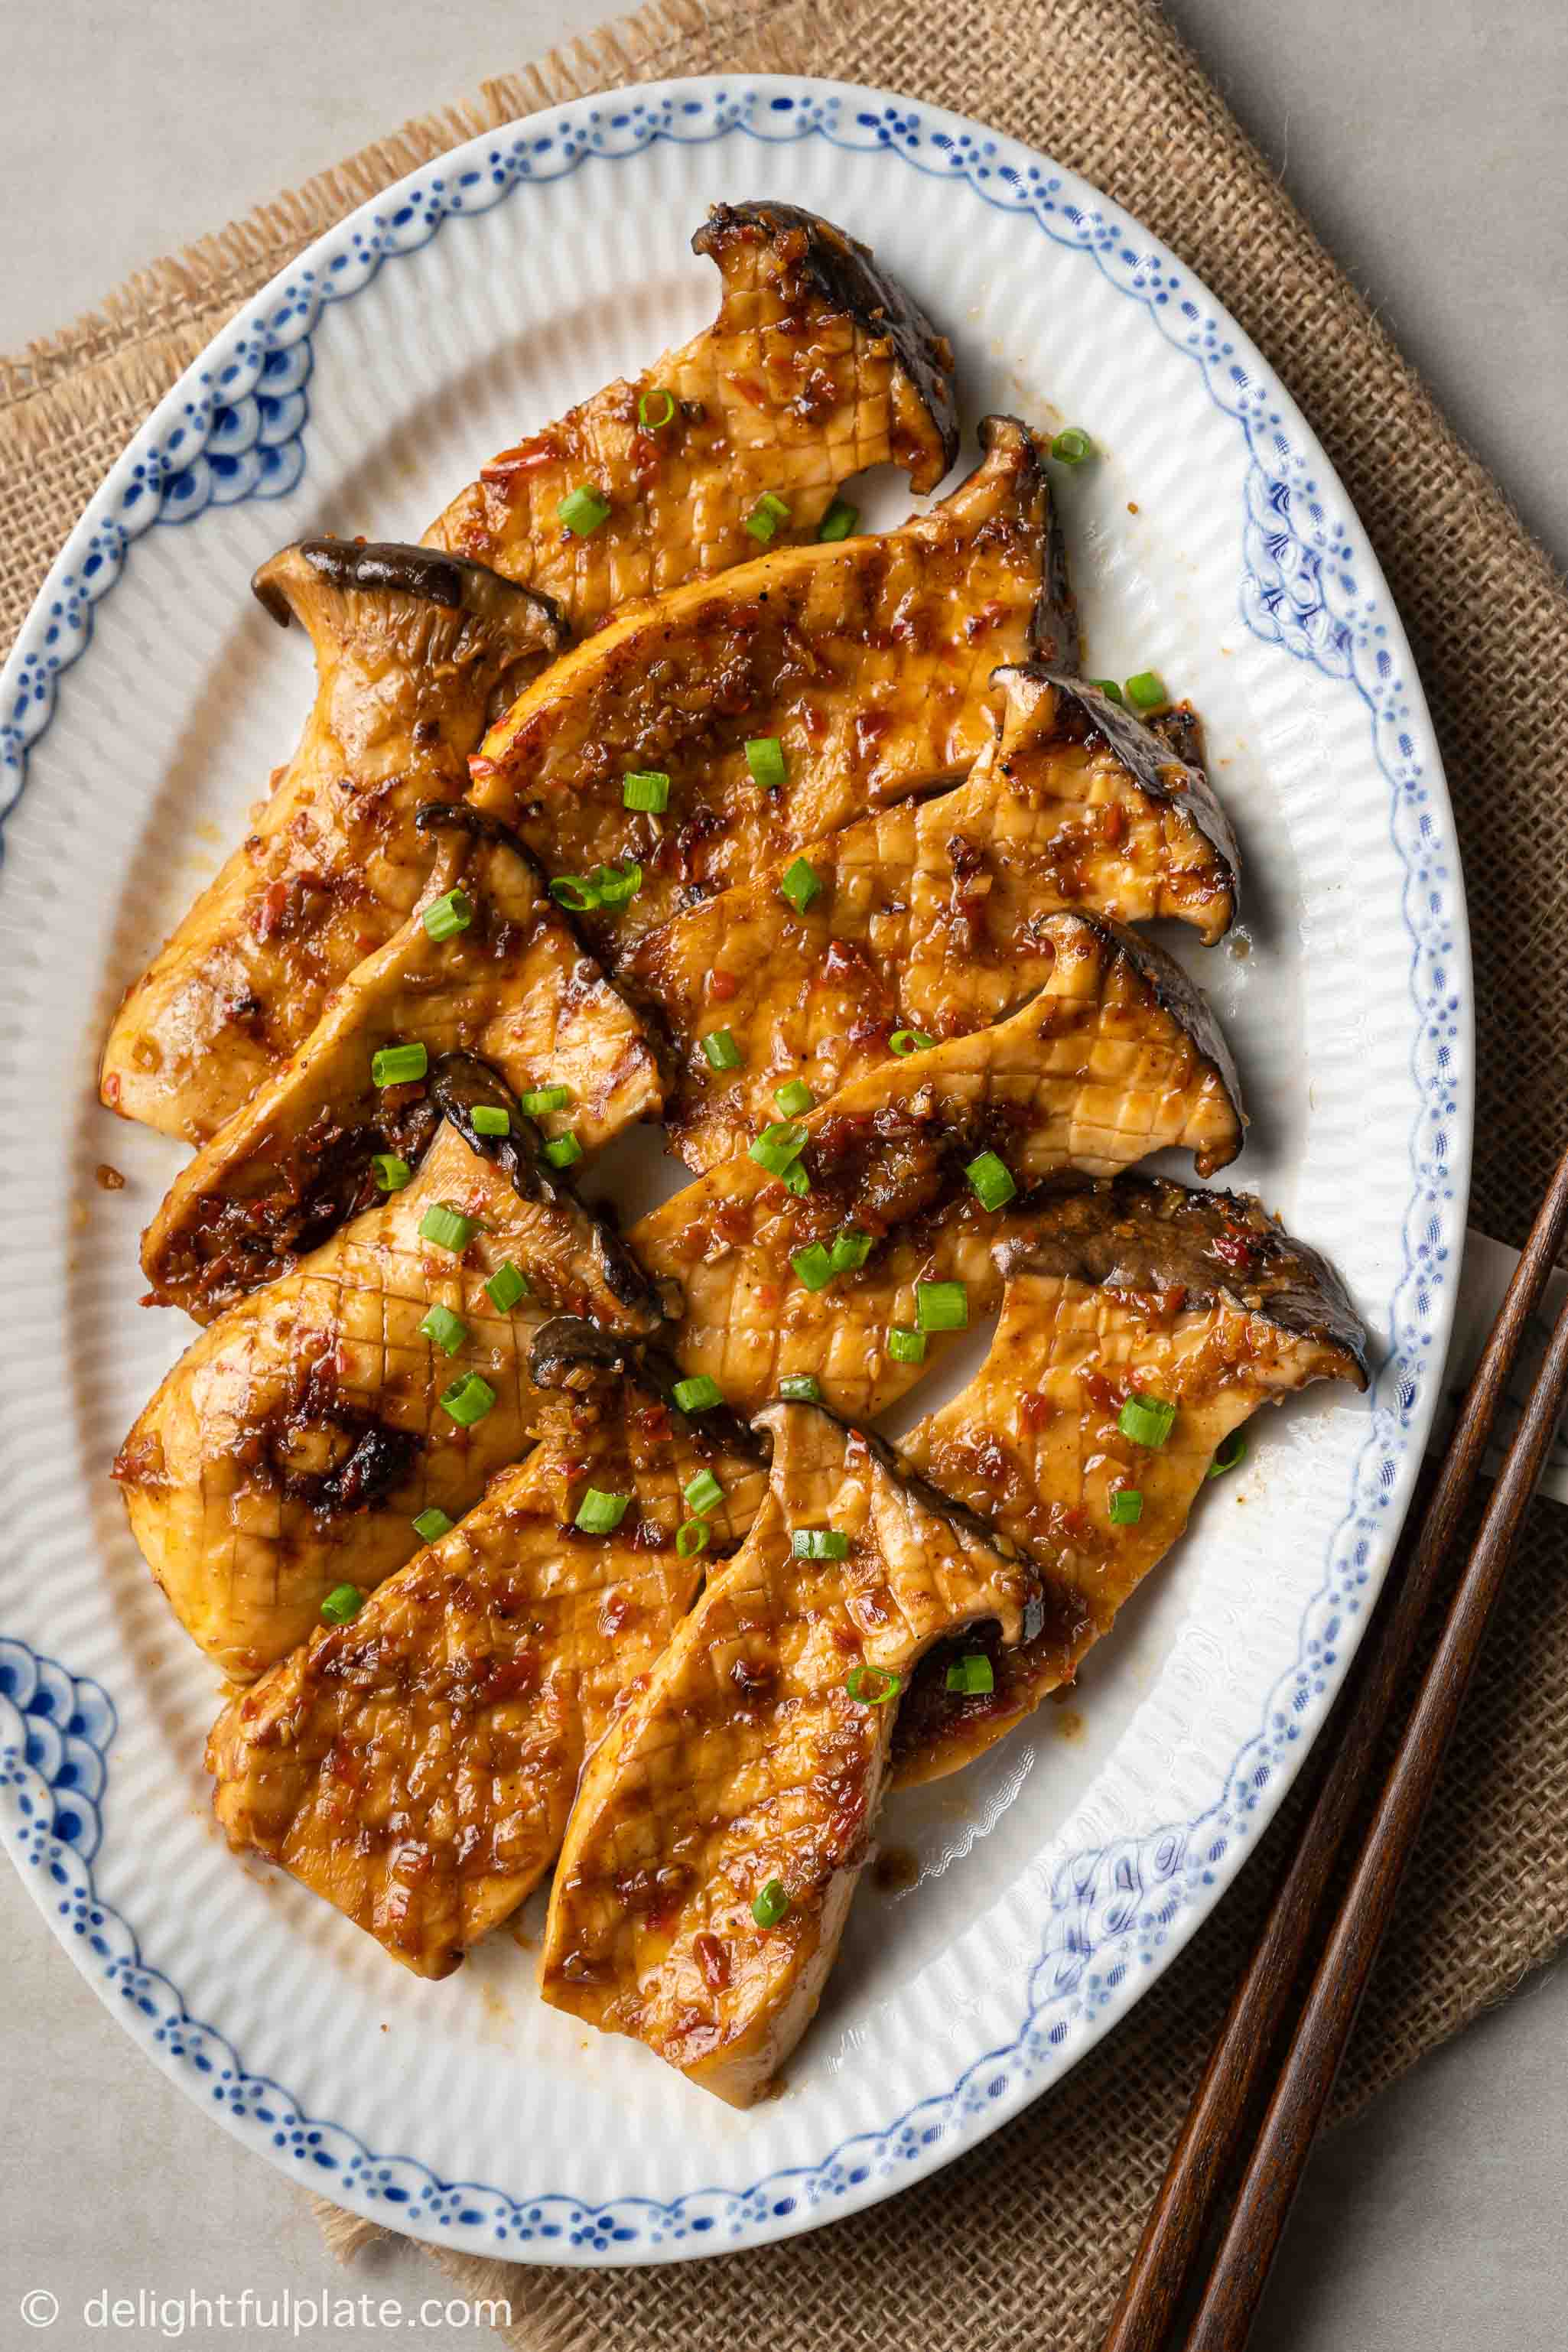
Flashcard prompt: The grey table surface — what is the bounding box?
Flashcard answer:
[3,4,1566,2347]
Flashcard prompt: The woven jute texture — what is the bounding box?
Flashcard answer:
[8,2,1567,2345]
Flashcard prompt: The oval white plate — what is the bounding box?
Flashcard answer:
[0,75,1470,2264]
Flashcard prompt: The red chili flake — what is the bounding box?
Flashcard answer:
[753,1283,780,1309]
[1212,1229,1259,1274]
[467,755,497,782]
[102,1071,122,1108]
[695,1933,731,1993]
[1020,1391,1056,1431]
[250,880,291,942]
[1098,801,1128,847]
[725,373,768,409]
[479,438,559,488]
[962,599,1010,642]
[709,969,739,1002]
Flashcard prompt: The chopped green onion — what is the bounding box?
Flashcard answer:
[412,1507,453,1543]
[637,386,676,431]
[779,857,822,915]
[469,1104,511,1136]
[1109,1487,1144,1525]
[545,1132,584,1169]
[846,1664,901,1706]
[779,1374,822,1403]
[575,1487,630,1533]
[752,1879,790,1927]
[439,1371,496,1428]
[965,1150,1018,1212]
[1208,1431,1248,1480]
[817,498,858,542]
[484,1259,529,1313]
[791,1242,834,1292]
[749,1120,808,1176]
[1090,678,1125,704]
[945,1653,994,1695]
[887,1326,926,1365]
[420,1202,476,1251]
[890,1029,936,1056]
[622,769,671,813]
[1118,1393,1176,1448]
[372,1042,428,1088]
[684,1468,725,1518]
[781,1159,812,1197]
[675,1518,710,1560]
[550,875,598,912]
[792,1527,850,1560]
[593,859,642,909]
[418,1303,469,1356]
[320,1583,364,1626]
[828,1228,873,1275]
[745,736,788,791]
[702,1029,743,1072]
[672,1374,724,1413]
[916,1280,968,1332]
[372,1153,412,1192]
[520,1085,571,1117]
[744,492,791,544]
[1050,427,1095,466]
[558,483,610,535]
[1124,671,1168,712]
[421,888,472,942]
[773,1079,815,1118]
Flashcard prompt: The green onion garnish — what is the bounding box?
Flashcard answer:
[1109,1487,1145,1525]
[420,1202,476,1251]
[1090,678,1125,704]
[418,1303,469,1356]
[749,1121,808,1176]
[781,1159,812,1198]
[372,1042,428,1088]
[484,1260,529,1314]
[684,1468,724,1518]
[702,1029,743,1072]
[1124,671,1168,712]
[779,1374,822,1402]
[792,1527,849,1560]
[622,769,671,813]
[421,888,472,943]
[469,1104,511,1136]
[372,1154,412,1192]
[675,1519,710,1560]
[520,1085,571,1117]
[890,1029,936,1056]
[594,859,642,909]
[965,1150,1017,1212]
[916,1280,968,1332]
[1118,1394,1176,1448]
[887,1326,926,1364]
[439,1371,496,1427]
[575,1488,630,1533]
[828,1228,873,1275]
[791,1242,834,1292]
[558,483,610,535]
[545,1132,584,1169]
[773,1079,815,1118]
[412,1507,453,1543]
[550,875,597,912]
[752,1879,790,1927]
[1050,427,1095,466]
[745,737,788,791]
[638,387,676,431]
[320,1583,364,1626]
[1208,1432,1248,1480]
[779,857,821,915]
[744,492,791,544]
[945,1654,994,1695]
[672,1374,724,1413]
[817,499,858,542]
[846,1664,901,1706]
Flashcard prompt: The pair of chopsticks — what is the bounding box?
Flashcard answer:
[1102,1145,1568,2352]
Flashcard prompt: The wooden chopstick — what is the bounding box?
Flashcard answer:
[1103,1143,1568,2352]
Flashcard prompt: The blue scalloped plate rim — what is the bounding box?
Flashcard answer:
[0,74,1472,2263]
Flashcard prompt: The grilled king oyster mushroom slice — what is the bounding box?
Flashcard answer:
[469,415,1074,963]
[206,1324,768,1979]
[140,805,663,1322]
[631,664,1239,1172]
[100,203,959,1145]
[113,1059,665,1680]
[892,1176,1369,1784]
[629,912,1244,1423]
[538,1398,1040,2105]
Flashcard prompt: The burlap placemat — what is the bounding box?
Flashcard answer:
[7,2,1566,2344]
